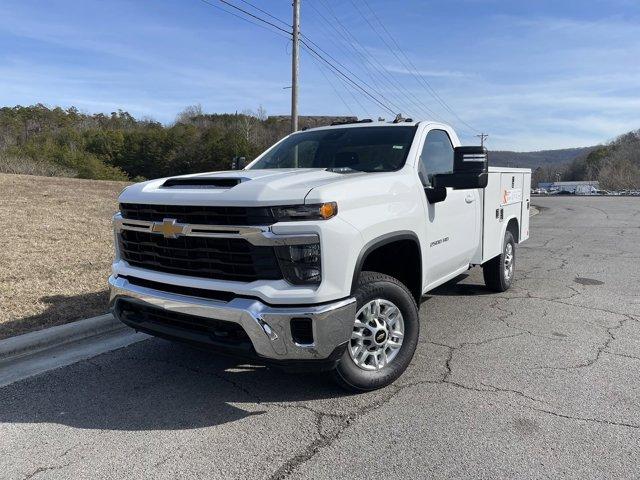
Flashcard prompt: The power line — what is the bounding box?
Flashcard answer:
[334,77,373,118]
[231,0,396,118]
[307,53,357,117]
[307,3,402,110]
[346,0,444,121]
[358,0,480,134]
[310,0,415,116]
[300,39,397,116]
[236,0,290,27]
[197,0,290,38]
[312,0,440,120]
[217,0,291,35]
[304,4,388,92]
[302,45,373,118]
[300,33,404,116]
[196,0,396,118]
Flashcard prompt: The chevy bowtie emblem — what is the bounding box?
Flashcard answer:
[151,218,186,239]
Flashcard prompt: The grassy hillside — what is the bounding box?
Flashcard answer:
[0,173,128,339]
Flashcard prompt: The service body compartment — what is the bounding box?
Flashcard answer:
[476,167,531,264]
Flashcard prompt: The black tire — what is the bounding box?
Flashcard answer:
[483,230,516,292]
[333,271,419,392]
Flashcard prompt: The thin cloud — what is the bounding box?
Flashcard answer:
[384,65,476,79]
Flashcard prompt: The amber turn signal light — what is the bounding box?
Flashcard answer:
[319,202,338,219]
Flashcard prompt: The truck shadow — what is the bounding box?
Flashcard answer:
[1,274,495,432]
[0,338,346,431]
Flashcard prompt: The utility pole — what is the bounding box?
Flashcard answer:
[291,0,300,133]
[476,133,488,148]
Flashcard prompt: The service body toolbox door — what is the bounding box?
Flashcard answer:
[480,168,531,264]
[500,173,524,243]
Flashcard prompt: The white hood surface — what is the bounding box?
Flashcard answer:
[119,168,366,206]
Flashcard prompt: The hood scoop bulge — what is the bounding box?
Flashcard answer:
[161,177,246,189]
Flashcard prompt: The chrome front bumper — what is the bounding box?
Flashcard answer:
[108,275,356,361]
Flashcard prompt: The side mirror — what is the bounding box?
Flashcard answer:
[231,156,248,170]
[432,146,488,190]
[425,186,447,204]
[419,171,447,204]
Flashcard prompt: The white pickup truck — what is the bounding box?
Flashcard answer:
[109,120,531,391]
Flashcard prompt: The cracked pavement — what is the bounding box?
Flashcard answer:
[1,196,639,479]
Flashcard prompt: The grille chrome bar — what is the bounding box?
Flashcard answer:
[113,213,319,246]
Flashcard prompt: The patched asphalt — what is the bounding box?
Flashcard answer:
[1,196,639,479]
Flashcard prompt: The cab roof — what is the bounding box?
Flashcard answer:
[297,119,444,132]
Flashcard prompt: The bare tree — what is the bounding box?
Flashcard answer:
[176,104,204,125]
[256,105,267,121]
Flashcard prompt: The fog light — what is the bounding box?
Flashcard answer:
[291,318,314,345]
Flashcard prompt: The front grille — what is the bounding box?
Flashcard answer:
[118,230,282,282]
[120,203,275,226]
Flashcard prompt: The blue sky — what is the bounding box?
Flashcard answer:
[0,0,639,150]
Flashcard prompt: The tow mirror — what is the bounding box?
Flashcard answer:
[432,146,488,190]
[231,156,248,170]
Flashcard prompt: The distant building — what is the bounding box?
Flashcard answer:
[538,181,600,195]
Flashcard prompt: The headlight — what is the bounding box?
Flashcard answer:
[275,243,321,285]
[272,202,337,222]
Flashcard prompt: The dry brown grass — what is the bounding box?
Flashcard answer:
[0,173,130,339]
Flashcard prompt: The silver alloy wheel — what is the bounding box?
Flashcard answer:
[504,242,514,280]
[349,299,405,371]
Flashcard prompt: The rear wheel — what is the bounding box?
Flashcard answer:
[483,230,516,292]
[333,271,419,391]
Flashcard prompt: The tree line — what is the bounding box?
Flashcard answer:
[563,129,640,190]
[0,104,292,181]
[0,104,638,189]
[532,129,640,190]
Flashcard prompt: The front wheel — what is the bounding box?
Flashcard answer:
[333,271,419,392]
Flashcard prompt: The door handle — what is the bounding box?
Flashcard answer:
[465,194,475,204]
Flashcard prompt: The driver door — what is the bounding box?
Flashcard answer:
[418,129,480,286]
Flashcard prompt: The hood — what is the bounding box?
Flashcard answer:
[118,169,367,206]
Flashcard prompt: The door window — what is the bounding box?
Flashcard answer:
[418,129,454,186]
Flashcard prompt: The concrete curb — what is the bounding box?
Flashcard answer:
[0,314,148,388]
[0,314,125,362]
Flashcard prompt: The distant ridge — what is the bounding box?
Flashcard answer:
[489,147,596,169]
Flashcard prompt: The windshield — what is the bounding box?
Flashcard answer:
[248,126,417,172]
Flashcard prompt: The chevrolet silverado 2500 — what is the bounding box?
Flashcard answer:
[109,120,531,391]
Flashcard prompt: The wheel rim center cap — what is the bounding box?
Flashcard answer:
[374,329,388,345]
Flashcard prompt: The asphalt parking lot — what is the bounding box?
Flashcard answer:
[1,196,639,479]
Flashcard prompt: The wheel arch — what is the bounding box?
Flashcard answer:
[351,231,423,303]
[504,216,520,244]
